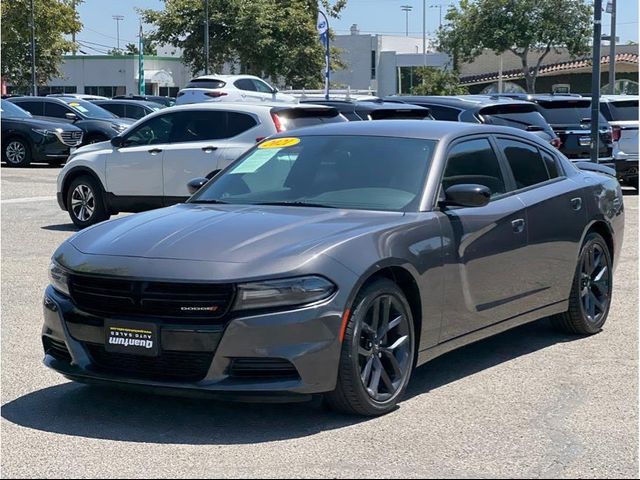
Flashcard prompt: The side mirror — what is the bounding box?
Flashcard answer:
[187,177,209,195]
[272,87,279,94]
[110,136,124,148]
[442,184,491,208]
[65,112,78,122]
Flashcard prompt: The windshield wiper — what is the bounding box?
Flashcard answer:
[252,201,337,209]
[189,199,230,204]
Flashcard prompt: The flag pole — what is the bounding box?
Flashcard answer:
[317,11,330,100]
[138,23,145,95]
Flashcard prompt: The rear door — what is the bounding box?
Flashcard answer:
[437,136,529,341]
[495,136,589,306]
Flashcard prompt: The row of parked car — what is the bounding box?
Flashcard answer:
[1,75,637,228]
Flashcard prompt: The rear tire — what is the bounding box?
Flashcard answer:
[3,138,32,167]
[324,278,415,416]
[552,232,613,335]
[66,175,110,228]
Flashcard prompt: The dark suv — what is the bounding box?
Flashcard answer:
[1,100,83,167]
[8,96,134,145]
[300,99,433,121]
[91,99,164,121]
[386,95,560,148]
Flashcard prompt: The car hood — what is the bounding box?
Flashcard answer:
[8,117,83,132]
[68,203,407,263]
[73,140,112,155]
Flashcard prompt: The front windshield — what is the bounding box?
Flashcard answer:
[190,135,436,212]
[62,98,117,119]
[1,100,31,118]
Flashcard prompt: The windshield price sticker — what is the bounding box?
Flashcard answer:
[258,137,300,149]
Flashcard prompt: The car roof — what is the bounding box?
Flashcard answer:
[187,74,265,83]
[528,94,591,102]
[268,118,547,143]
[386,95,536,110]
[161,102,331,113]
[301,99,428,111]
[596,95,639,103]
[93,99,159,108]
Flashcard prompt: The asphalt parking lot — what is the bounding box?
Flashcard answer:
[1,165,638,478]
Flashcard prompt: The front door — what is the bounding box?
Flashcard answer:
[105,112,175,209]
[436,137,529,342]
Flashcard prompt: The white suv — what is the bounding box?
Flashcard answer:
[56,102,345,227]
[176,75,297,105]
[599,95,638,189]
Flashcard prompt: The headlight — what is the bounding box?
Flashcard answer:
[111,124,127,133]
[48,262,70,296]
[32,128,53,136]
[233,276,336,311]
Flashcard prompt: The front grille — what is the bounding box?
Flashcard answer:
[58,131,83,146]
[86,344,214,382]
[43,336,72,362]
[228,358,300,380]
[69,274,235,322]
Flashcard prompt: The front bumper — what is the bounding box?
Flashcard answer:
[42,286,345,397]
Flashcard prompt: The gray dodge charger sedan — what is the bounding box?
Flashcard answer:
[43,121,624,416]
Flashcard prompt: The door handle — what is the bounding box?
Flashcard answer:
[511,218,525,234]
[148,148,162,155]
[201,146,218,153]
[570,197,582,211]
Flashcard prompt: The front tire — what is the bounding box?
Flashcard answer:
[66,175,110,228]
[325,278,415,416]
[552,232,613,335]
[3,138,32,167]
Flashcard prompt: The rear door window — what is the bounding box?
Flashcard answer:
[14,101,43,116]
[101,103,126,117]
[540,149,561,179]
[443,138,507,197]
[125,105,146,119]
[170,111,229,142]
[227,112,258,137]
[497,138,551,189]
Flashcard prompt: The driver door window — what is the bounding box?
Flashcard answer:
[122,114,175,147]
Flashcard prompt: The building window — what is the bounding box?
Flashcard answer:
[371,50,376,80]
[36,85,77,96]
[159,86,179,97]
[84,86,126,97]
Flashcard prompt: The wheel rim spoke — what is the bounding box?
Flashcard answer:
[378,358,395,392]
[361,356,374,385]
[367,360,382,396]
[382,349,403,378]
[377,296,391,338]
[387,334,409,351]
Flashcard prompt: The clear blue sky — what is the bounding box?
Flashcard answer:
[75,0,639,54]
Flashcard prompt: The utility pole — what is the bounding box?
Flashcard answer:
[608,0,617,94]
[422,0,426,65]
[430,4,443,30]
[204,0,210,75]
[112,15,124,53]
[30,0,36,96]
[71,0,77,55]
[590,0,603,164]
[401,5,413,37]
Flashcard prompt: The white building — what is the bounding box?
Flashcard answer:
[31,54,192,97]
[331,25,450,96]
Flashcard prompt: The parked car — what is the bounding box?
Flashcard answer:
[598,95,638,188]
[47,93,109,101]
[176,75,297,105]
[43,120,624,416]
[300,99,433,121]
[1,99,83,167]
[8,96,133,145]
[524,95,614,163]
[90,99,165,121]
[112,94,176,108]
[56,102,346,227]
[386,95,561,148]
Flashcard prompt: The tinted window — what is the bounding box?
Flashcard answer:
[427,105,461,121]
[99,103,126,117]
[479,105,549,131]
[498,138,550,189]
[126,105,147,119]
[1,100,31,118]
[536,100,608,125]
[253,80,274,93]
[170,111,228,142]
[342,111,362,121]
[234,79,256,91]
[541,150,561,179]
[14,101,43,116]
[606,100,639,121]
[191,135,436,212]
[227,112,258,137]
[443,139,506,197]
[185,79,226,89]
[122,113,175,147]
[44,102,73,118]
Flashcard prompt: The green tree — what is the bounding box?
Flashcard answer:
[437,0,592,93]
[139,0,346,88]
[121,42,158,56]
[410,67,468,95]
[1,0,82,90]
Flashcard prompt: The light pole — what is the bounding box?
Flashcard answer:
[429,4,443,30]
[30,0,36,96]
[112,15,124,53]
[204,0,209,75]
[607,0,617,93]
[422,0,426,66]
[590,0,603,164]
[401,5,413,37]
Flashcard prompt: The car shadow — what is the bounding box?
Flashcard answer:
[1,318,579,445]
[41,224,78,232]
